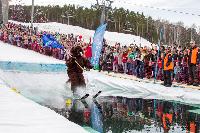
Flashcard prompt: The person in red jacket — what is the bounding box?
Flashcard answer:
[84,44,92,61]
[157,57,163,80]
[122,51,128,74]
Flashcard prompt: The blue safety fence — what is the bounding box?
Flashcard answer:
[0,61,67,72]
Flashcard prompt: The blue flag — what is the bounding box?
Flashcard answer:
[91,23,107,68]
[42,34,64,49]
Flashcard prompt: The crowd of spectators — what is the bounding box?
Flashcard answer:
[0,22,200,87]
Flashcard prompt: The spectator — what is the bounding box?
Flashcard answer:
[174,62,181,83]
[188,41,199,86]
[113,49,119,73]
[1,22,200,88]
[122,50,128,74]
[181,49,189,84]
[163,48,173,87]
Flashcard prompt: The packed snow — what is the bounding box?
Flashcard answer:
[0,80,88,133]
[9,20,152,47]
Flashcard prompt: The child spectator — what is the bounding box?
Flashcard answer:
[16,34,21,47]
[8,32,14,45]
[113,49,119,73]
[174,62,181,83]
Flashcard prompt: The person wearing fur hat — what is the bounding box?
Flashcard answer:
[66,45,92,93]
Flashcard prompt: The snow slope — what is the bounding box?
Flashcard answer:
[9,20,152,47]
[0,80,88,133]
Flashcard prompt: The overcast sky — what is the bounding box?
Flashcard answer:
[10,0,200,27]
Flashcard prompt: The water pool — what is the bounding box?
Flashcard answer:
[47,96,200,133]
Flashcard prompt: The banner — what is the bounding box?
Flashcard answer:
[42,34,64,49]
[91,23,107,69]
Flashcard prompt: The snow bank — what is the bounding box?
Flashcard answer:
[0,41,65,64]
[0,61,66,72]
[86,71,200,105]
[0,71,70,108]
[0,80,88,133]
[9,20,152,47]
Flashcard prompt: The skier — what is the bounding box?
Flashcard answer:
[65,45,92,93]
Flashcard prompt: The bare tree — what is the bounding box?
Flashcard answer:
[0,0,3,23]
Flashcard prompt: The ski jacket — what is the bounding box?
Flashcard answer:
[164,53,173,71]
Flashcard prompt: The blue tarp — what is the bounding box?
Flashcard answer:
[42,34,64,49]
[0,61,66,72]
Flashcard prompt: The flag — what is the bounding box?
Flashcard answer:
[42,34,64,49]
[91,23,107,69]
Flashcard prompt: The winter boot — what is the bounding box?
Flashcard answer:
[193,83,199,86]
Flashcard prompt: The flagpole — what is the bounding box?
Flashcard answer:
[31,0,34,29]
[154,27,162,84]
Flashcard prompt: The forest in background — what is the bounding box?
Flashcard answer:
[9,4,200,46]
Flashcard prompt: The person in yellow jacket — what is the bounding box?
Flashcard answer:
[163,48,174,87]
[188,41,199,86]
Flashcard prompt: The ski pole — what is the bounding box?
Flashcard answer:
[74,60,85,71]
[68,54,85,71]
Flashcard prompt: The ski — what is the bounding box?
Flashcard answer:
[70,91,101,101]
[78,91,101,100]
[93,91,102,99]
[81,99,89,108]
[80,94,90,100]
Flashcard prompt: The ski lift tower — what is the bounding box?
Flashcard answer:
[0,0,2,24]
[1,0,9,24]
[94,0,114,24]
[31,0,35,28]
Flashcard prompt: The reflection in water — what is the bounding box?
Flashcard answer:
[46,96,200,133]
